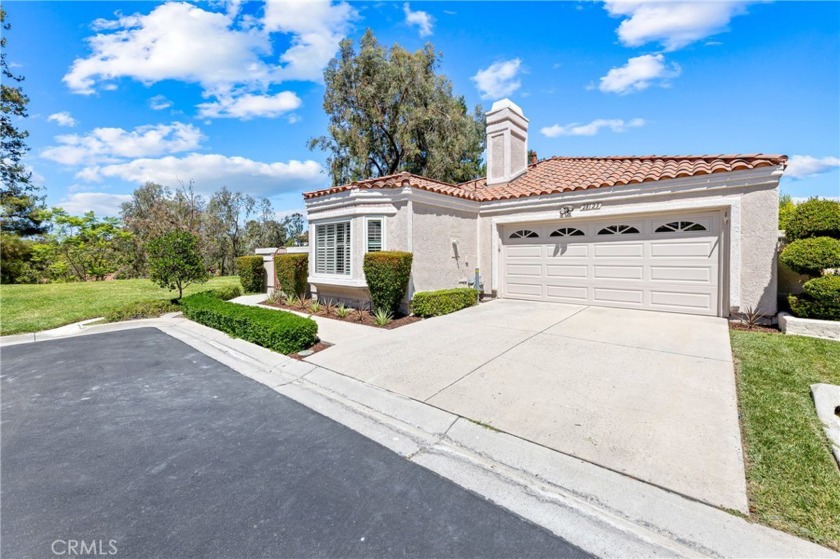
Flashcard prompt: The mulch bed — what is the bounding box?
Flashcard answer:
[259,300,423,330]
[729,322,781,334]
[287,340,333,360]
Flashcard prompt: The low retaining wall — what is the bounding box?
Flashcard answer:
[778,312,840,341]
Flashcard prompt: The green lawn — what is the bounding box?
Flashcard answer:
[0,277,242,335]
[731,330,840,550]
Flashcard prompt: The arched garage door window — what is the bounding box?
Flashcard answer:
[509,229,539,239]
[597,225,639,235]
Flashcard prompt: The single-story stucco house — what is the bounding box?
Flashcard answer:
[284,99,786,318]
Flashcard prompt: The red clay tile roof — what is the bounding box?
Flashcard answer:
[302,154,787,202]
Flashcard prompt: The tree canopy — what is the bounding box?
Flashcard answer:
[310,29,485,187]
[1,8,46,236]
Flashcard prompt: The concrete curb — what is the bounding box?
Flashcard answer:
[4,317,838,558]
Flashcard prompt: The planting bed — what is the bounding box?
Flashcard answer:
[260,300,422,329]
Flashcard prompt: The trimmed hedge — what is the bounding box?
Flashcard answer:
[180,293,317,354]
[785,198,840,241]
[363,251,413,314]
[779,237,840,276]
[236,256,265,293]
[207,284,242,301]
[788,275,840,321]
[411,288,479,317]
[275,253,308,297]
[104,299,178,322]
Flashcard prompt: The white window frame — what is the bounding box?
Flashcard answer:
[314,219,352,276]
[364,216,386,253]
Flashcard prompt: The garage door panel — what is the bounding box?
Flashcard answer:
[507,264,542,277]
[546,285,589,301]
[503,214,721,316]
[507,245,543,258]
[546,265,588,278]
[650,241,715,258]
[546,244,588,258]
[594,265,644,280]
[594,243,644,258]
[506,283,543,297]
[650,290,713,311]
[650,266,713,283]
[594,287,644,305]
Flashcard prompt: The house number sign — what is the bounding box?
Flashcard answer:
[580,202,602,211]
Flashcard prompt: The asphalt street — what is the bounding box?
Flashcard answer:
[1,328,591,558]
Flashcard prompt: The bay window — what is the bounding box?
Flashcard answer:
[315,221,351,275]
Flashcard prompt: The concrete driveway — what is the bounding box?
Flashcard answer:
[308,300,748,512]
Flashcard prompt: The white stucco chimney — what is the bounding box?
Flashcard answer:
[485,99,529,186]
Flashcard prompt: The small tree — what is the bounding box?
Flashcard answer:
[147,231,209,299]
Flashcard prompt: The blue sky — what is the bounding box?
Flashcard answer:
[7,0,840,217]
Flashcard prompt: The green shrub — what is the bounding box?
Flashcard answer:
[785,198,840,241]
[779,237,840,276]
[104,300,179,322]
[788,275,840,321]
[411,287,479,317]
[180,293,317,353]
[363,251,413,314]
[206,284,243,301]
[236,256,265,293]
[275,253,308,297]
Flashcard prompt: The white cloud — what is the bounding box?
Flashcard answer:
[472,59,523,100]
[599,53,680,94]
[65,1,355,117]
[541,118,645,138]
[76,154,324,195]
[58,192,133,216]
[785,155,840,179]
[603,1,750,51]
[263,0,357,82]
[197,91,302,119]
[47,112,77,127]
[403,3,434,37]
[42,122,203,166]
[149,95,173,110]
[64,3,274,96]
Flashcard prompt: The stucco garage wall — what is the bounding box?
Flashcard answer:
[411,203,479,293]
[477,181,780,317]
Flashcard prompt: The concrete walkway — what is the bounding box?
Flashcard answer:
[1,316,834,558]
[307,299,747,512]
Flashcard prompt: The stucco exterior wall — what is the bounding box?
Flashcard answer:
[476,180,780,316]
[410,203,479,293]
[304,169,781,318]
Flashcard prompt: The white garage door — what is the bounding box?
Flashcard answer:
[502,213,722,316]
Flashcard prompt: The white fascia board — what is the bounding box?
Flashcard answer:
[306,186,479,215]
[309,205,399,221]
[478,166,782,216]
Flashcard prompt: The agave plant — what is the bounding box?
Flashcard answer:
[354,306,367,323]
[266,290,282,305]
[308,300,322,314]
[284,293,300,308]
[323,298,336,315]
[335,303,351,318]
[297,296,309,310]
[372,308,393,327]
